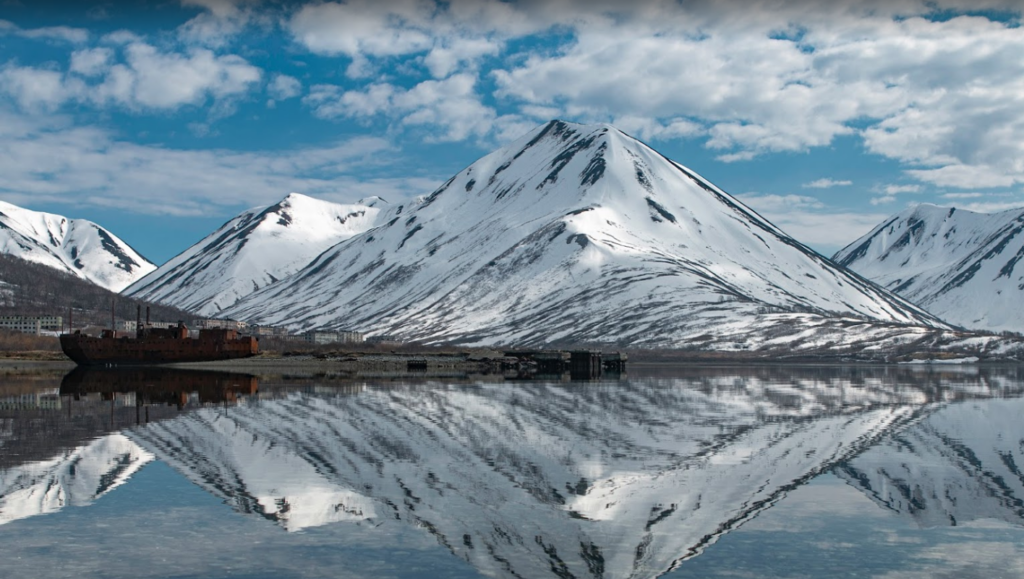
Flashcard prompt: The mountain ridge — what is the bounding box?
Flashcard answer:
[0,200,155,292]
[834,203,1024,333]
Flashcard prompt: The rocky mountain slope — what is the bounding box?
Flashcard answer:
[0,200,155,292]
[124,193,385,317]
[222,121,945,349]
[834,204,1024,334]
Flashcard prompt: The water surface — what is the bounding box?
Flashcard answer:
[2,365,1024,578]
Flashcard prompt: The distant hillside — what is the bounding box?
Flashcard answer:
[0,253,194,330]
[0,199,155,292]
[834,204,1024,333]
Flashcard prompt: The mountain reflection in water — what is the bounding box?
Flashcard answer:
[2,365,1024,578]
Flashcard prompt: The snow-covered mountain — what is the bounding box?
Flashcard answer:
[0,434,152,526]
[0,200,155,292]
[124,193,385,316]
[837,396,1024,529]
[128,375,932,577]
[834,204,1024,334]
[223,121,943,348]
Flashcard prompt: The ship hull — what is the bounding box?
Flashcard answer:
[60,333,258,366]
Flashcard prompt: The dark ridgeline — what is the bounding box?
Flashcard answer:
[0,252,193,330]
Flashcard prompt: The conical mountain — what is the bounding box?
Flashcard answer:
[124,193,385,317]
[0,200,155,292]
[224,121,944,347]
[834,203,1024,333]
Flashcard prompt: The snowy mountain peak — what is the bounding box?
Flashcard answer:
[0,200,155,292]
[835,203,1024,333]
[124,192,385,316]
[222,120,943,346]
[355,195,388,208]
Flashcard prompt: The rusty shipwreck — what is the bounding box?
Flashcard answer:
[60,306,258,366]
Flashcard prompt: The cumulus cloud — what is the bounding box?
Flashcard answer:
[306,73,513,142]
[288,0,436,60]
[0,65,71,111]
[0,42,262,112]
[804,178,852,189]
[268,74,302,101]
[69,47,114,77]
[283,1,1024,190]
[178,0,267,47]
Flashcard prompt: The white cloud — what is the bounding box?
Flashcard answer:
[306,73,507,142]
[736,192,889,252]
[883,184,921,194]
[960,200,1024,213]
[178,0,266,48]
[737,193,825,212]
[871,195,897,205]
[906,164,1020,189]
[803,178,852,189]
[268,74,302,101]
[69,47,114,77]
[0,42,262,113]
[610,116,704,142]
[0,19,89,43]
[941,192,985,199]
[119,43,261,108]
[288,1,435,60]
[0,109,435,217]
[0,64,74,111]
[423,36,501,78]
[101,30,144,45]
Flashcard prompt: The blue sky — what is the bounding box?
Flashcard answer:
[2,0,1023,264]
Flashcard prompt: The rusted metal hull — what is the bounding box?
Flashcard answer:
[59,332,258,366]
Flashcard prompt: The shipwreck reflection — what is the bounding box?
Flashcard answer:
[117,366,1024,579]
[0,367,260,527]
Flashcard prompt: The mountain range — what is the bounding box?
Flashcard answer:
[835,204,1024,334]
[206,120,947,351]
[5,121,1024,353]
[0,200,154,292]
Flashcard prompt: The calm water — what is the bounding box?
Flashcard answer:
[3,364,1024,578]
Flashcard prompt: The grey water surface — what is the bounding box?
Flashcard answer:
[3,364,1024,579]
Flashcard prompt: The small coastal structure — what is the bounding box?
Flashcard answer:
[303,330,364,345]
[193,318,247,331]
[0,315,63,335]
